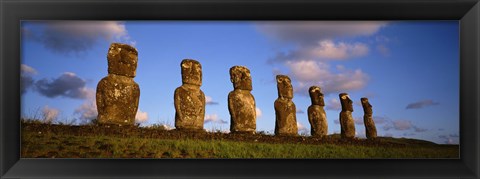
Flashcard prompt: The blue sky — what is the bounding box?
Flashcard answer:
[20,21,459,144]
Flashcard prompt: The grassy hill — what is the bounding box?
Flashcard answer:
[21,120,459,158]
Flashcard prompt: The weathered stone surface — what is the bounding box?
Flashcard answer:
[361,97,377,139]
[274,75,298,136]
[228,66,256,134]
[174,59,206,131]
[307,86,327,137]
[107,43,139,78]
[339,93,355,139]
[97,43,140,125]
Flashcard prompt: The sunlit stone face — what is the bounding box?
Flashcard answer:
[107,43,138,77]
[181,59,202,86]
[340,93,353,112]
[230,66,252,91]
[276,75,293,99]
[309,86,324,106]
[361,97,373,114]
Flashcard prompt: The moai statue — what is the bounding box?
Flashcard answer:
[96,43,140,125]
[307,86,328,137]
[174,59,206,131]
[274,75,298,136]
[228,66,256,134]
[339,93,355,139]
[361,97,377,139]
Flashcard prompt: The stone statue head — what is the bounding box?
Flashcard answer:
[339,93,353,112]
[361,97,372,114]
[309,86,324,106]
[180,59,202,86]
[229,66,252,91]
[276,75,293,99]
[107,43,138,77]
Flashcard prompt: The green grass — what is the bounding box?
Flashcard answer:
[22,129,459,159]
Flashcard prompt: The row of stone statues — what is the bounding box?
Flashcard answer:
[96,43,377,139]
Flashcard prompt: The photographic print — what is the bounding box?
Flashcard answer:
[20,21,460,159]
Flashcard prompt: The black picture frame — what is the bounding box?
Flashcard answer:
[1,0,479,178]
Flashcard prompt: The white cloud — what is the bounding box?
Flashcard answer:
[204,114,228,124]
[74,99,98,121]
[205,96,219,105]
[297,121,308,133]
[42,106,59,123]
[256,107,262,118]
[21,64,37,94]
[21,64,38,75]
[260,22,386,97]
[275,40,369,62]
[286,60,369,95]
[135,110,149,123]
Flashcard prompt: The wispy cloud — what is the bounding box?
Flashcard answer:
[354,117,364,125]
[382,119,428,133]
[256,107,262,118]
[74,99,97,121]
[42,105,59,123]
[257,21,388,45]
[413,126,428,132]
[21,64,38,75]
[406,99,439,109]
[297,121,308,133]
[438,134,459,144]
[286,60,369,95]
[383,133,393,137]
[272,40,369,63]
[449,133,459,138]
[326,98,341,111]
[333,119,340,125]
[34,72,94,99]
[383,119,413,131]
[204,114,228,124]
[356,129,366,138]
[373,116,388,124]
[24,21,134,55]
[258,21,388,96]
[21,64,37,94]
[135,110,149,123]
[205,96,219,105]
[296,109,305,114]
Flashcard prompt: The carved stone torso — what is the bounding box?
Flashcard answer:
[339,93,355,139]
[308,105,327,136]
[228,90,256,133]
[96,74,140,125]
[174,85,205,130]
[362,98,377,139]
[274,98,298,136]
[307,86,327,137]
[339,111,355,138]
